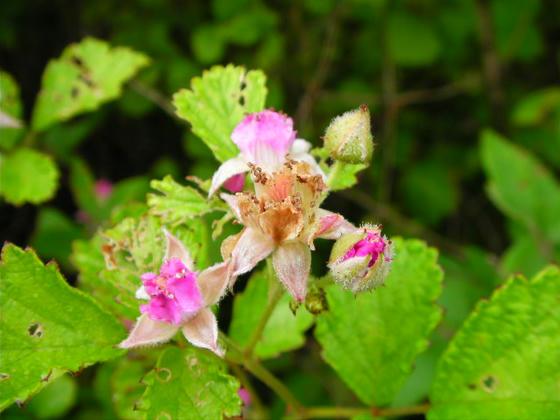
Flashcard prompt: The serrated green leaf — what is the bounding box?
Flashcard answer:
[147,175,216,225]
[31,37,149,131]
[139,347,241,420]
[0,70,25,150]
[0,244,125,410]
[428,266,560,420]
[314,238,443,406]
[173,65,267,162]
[229,269,314,359]
[480,129,560,242]
[0,148,59,206]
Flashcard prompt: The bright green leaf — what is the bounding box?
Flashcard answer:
[511,87,560,126]
[480,129,560,242]
[31,37,149,131]
[139,347,241,419]
[314,238,443,406]
[0,70,25,150]
[0,148,59,206]
[147,175,217,225]
[0,244,125,410]
[173,64,267,162]
[229,270,314,359]
[429,266,560,419]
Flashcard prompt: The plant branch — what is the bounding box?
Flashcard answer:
[230,364,267,418]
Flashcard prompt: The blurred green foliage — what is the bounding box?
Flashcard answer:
[1,0,559,418]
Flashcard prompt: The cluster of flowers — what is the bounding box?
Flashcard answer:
[119,108,394,356]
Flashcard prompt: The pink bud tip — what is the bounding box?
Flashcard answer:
[342,232,387,267]
[238,388,251,406]
[223,173,245,193]
[94,179,114,199]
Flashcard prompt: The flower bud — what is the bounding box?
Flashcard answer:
[323,105,373,164]
[328,225,394,293]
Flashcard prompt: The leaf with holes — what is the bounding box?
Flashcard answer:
[0,244,125,410]
[138,347,241,419]
[314,238,443,406]
[428,266,560,419]
[31,37,149,131]
[0,148,59,206]
[481,129,560,242]
[147,175,220,225]
[173,64,267,162]
[228,269,314,359]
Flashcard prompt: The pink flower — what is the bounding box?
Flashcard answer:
[208,110,325,196]
[221,160,355,303]
[119,230,229,356]
[341,231,387,266]
[238,388,251,406]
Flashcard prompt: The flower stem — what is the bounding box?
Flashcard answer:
[325,160,345,190]
[244,259,284,359]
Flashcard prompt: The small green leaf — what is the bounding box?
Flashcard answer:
[191,25,226,64]
[26,374,77,420]
[480,129,560,242]
[0,244,125,410]
[31,37,150,131]
[30,207,86,271]
[315,238,443,406]
[429,266,560,419]
[173,65,267,162]
[0,148,59,206]
[229,270,314,359]
[147,175,217,225]
[0,70,25,150]
[139,347,241,420]
[315,147,368,191]
[511,87,560,126]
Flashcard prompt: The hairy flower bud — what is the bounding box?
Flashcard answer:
[328,225,394,293]
[323,105,373,164]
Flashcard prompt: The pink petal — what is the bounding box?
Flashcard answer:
[231,110,296,164]
[167,273,203,314]
[141,295,183,325]
[223,173,245,193]
[230,228,275,278]
[289,140,327,180]
[197,261,230,306]
[141,272,160,296]
[94,179,114,199]
[238,388,251,406]
[181,307,223,356]
[315,209,356,240]
[118,313,178,348]
[163,229,194,271]
[272,241,311,303]
[208,156,249,197]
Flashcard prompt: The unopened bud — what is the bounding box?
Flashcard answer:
[328,224,394,293]
[305,286,328,315]
[324,105,373,164]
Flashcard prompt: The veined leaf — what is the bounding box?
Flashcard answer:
[429,266,560,419]
[0,70,25,150]
[138,347,241,419]
[173,64,267,162]
[31,37,149,131]
[229,269,314,359]
[314,238,443,406]
[0,148,59,206]
[0,244,125,410]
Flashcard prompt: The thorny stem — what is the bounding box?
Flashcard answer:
[244,260,285,358]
